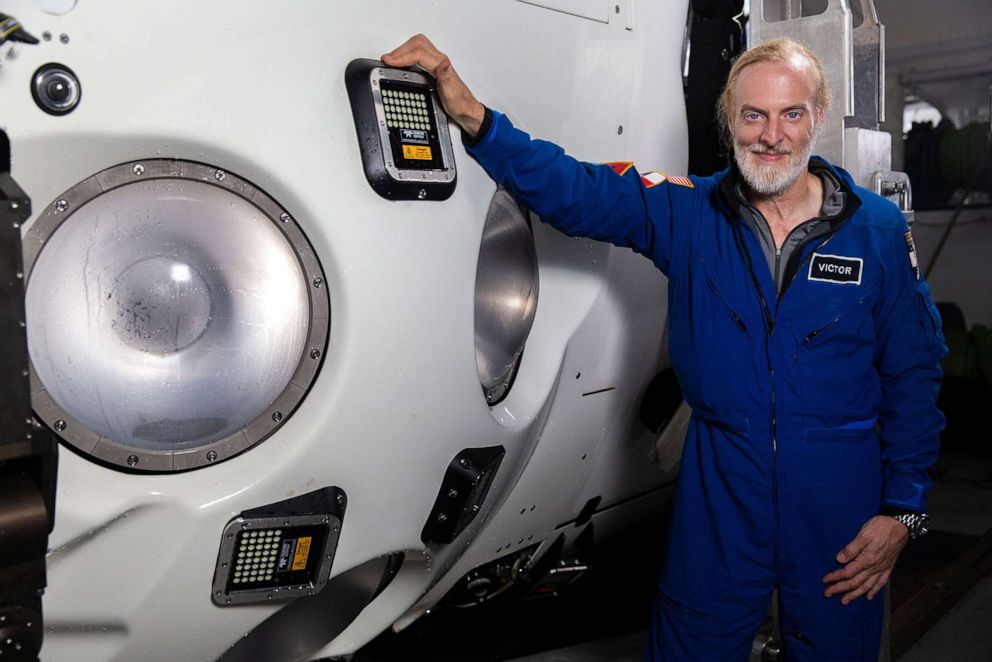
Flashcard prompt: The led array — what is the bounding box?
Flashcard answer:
[382,88,431,131]
[232,529,282,585]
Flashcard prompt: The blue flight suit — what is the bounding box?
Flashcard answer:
[465,110,946,661]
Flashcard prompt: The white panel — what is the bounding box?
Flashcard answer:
[517,0,611,23]
[32,0,75,14]
[0,0,691,658]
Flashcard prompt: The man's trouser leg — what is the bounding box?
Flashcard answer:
[776,578,885,661]
[644,588,770,662]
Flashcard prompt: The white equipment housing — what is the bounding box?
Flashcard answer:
[0,1,690,660]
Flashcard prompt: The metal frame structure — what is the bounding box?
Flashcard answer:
[749,0,913,221]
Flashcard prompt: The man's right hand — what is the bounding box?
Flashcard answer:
[382,35,486,139]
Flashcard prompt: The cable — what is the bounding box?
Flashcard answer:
[924,126,992,280]
[914,213,992,228]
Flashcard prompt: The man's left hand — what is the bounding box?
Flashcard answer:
[822,515,909,605]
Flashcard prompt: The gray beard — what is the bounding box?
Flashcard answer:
[734,129,818,196]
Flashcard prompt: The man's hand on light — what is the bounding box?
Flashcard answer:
[822,515,909,605]
[382,35,486,138]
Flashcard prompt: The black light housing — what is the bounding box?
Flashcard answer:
[346,58,457,201]
[421,446,505,545]
[211,487,347,606]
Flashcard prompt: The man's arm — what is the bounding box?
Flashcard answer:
[382,35,690,272]
[823,217,946,604]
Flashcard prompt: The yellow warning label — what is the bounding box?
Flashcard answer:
[291,536,311,571]
[402,145,433,161]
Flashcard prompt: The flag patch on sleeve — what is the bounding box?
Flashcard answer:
[604,163,693,189]
[665,174,694,188]
[641,171,667,188]
[904,230,921,280]
[605,161,634,176]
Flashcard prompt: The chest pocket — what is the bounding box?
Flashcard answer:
[794,288,881,429]
[668,253,754,418]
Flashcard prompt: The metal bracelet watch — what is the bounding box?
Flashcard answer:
[890,512,930,540]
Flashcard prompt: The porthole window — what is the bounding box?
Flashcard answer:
[474,190,539,405]
[24,160,329,471]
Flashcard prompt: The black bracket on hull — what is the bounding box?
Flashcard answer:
[0,146,59,662]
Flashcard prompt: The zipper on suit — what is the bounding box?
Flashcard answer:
[804,297,867,345]
[763,232,841,575]
[705,274,750,334]
[804,313,840,344]
[720,167,861,581]
[768,325,779,572]
[750,205,812,295]
[732,222,781,571]
[734,219,843,575]
[774,248,782,293]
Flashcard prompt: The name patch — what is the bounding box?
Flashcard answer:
[808,253,863,285]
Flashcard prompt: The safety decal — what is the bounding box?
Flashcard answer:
[291,536,312,571]
[641,171,667,188]
[808,253,863,285]
[402,144,433,160]
[665,174,694,188]
[904,230,921,280]
[605,161,634,177]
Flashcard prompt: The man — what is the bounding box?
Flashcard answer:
[383,35,945,661]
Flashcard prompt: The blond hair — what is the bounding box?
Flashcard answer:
[717,37,831,142]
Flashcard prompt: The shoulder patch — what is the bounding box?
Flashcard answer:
[904,230,921,280]
[641,171,694,189]
[604,164,694,189]
[604,161,634,177]
[665,174,694,188]
[641,171,667,188]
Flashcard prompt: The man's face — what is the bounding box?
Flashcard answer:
[730,59,820,196]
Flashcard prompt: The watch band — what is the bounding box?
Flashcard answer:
[890,512,930,539]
